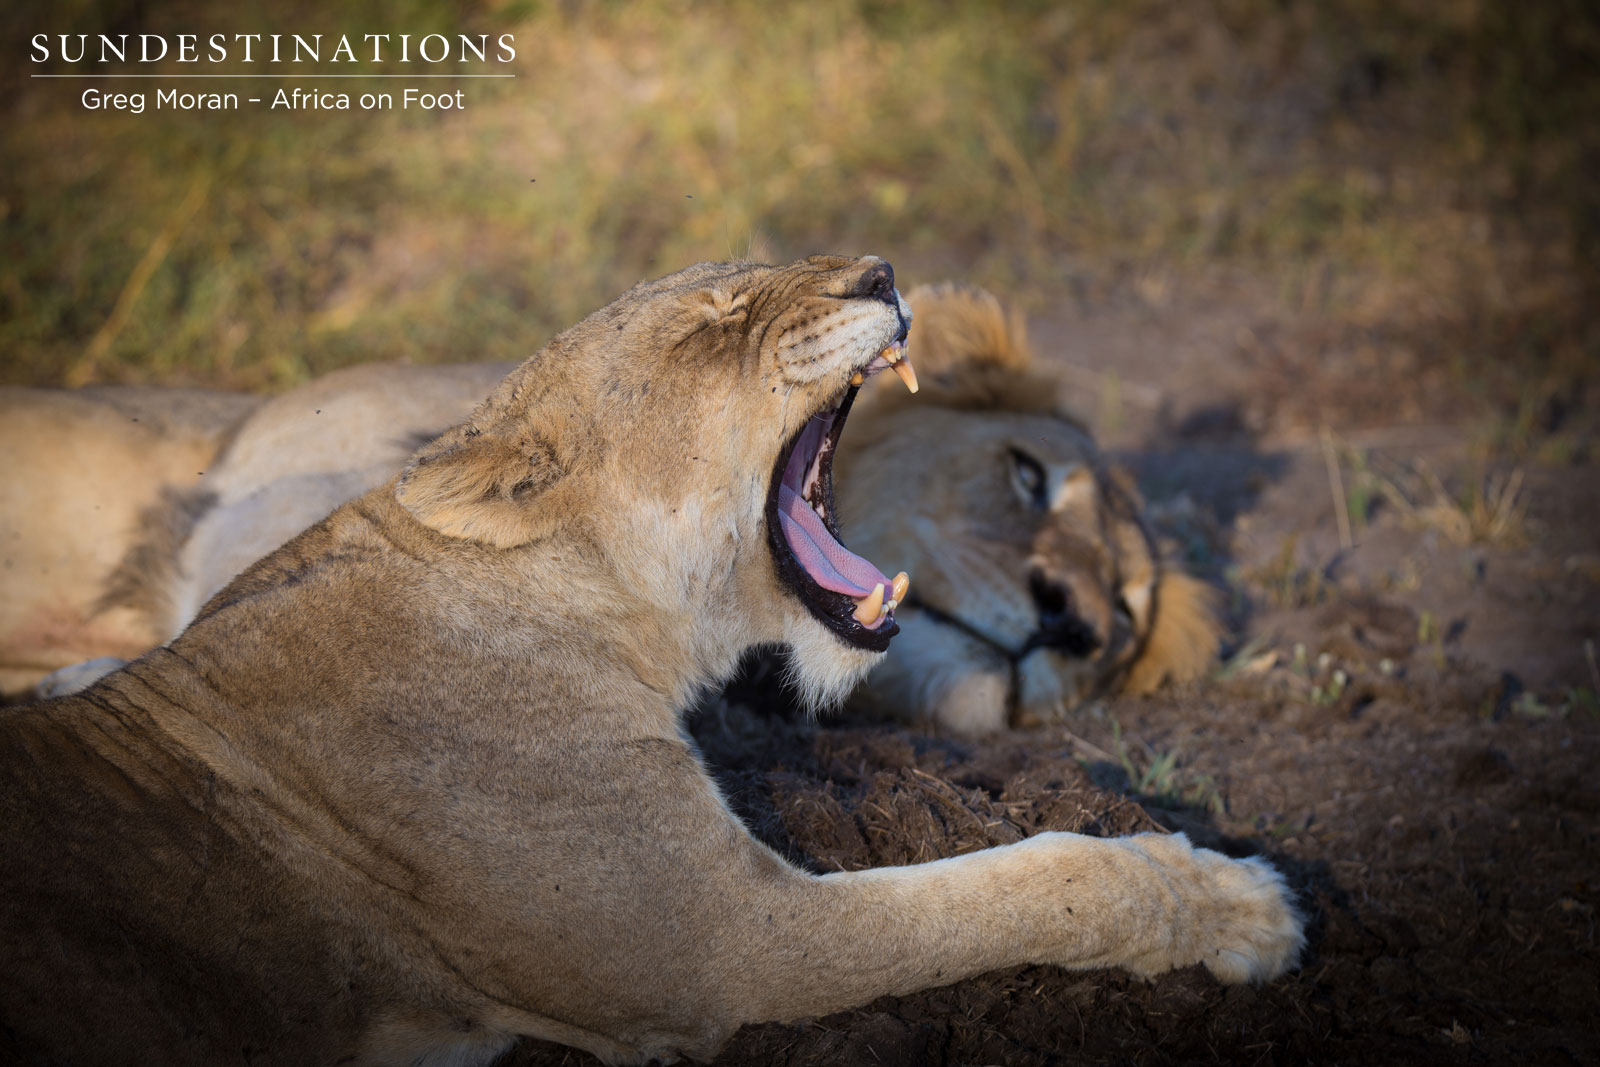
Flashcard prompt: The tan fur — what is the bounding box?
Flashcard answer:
[1124,571,1224,695]
[1,257,1301,1065]
[0,385,260,694]
[894,282,1033,376]
[160,361,511,638]
[842,284,1222,730]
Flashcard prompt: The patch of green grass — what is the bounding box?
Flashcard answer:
[2,0,1594,397]
[1343,449,1377,534]
[1246,535,1333,609]
[1212,635,1275,683]
[1106,720,1225,815]
[1507,685,1600,722]
[1310,668,1350,707]
[1568,687,1600,719]
[1369,460,1529,547]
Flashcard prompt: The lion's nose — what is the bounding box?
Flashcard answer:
[850,260,897,306]
[1027,569,1101,657]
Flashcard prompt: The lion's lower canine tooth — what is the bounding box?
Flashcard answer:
[853,582,885,625]
[891,358,919,393]
[891,571,910,603]
[850,372,865,386]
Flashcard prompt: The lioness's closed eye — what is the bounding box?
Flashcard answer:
[1,256,1300,1066]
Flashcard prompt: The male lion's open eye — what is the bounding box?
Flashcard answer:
[1009,448,1048,510]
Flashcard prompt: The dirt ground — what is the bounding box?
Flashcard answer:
[503,281,1599,1067]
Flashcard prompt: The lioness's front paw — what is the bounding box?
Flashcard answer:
[1123,832,1305,984]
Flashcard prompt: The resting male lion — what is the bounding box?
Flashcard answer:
[10,287,1219,731]
[1,256,1301,1065]
[841,284,1220,730]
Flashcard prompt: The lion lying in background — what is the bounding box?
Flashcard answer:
[4,286,1218,731]
[842,284,1219,730]
[0,385,262,695]
[1,256,1300,1065]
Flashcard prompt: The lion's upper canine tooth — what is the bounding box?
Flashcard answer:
[891,571,910,604]
[853,582,886,626]
[890,356,918,393]
[849,371,865,387]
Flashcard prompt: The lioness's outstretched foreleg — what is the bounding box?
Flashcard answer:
[472,741,1302,1064]
[669,826,1301,1056]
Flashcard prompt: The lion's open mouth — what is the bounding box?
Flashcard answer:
[767,338,916,652]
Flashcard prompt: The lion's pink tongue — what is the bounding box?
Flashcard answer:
[777,483,890,601]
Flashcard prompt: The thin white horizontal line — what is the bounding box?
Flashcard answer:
[31,74,516,78]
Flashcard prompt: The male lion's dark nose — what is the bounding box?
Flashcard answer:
[850,260,897,306]
[1026,569,1101,657]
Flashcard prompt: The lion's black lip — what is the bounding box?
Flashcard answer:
[766,384,898,652]
[903,594,1014,660]
[906,594,1099,662]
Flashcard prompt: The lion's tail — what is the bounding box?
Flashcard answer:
[1121,570,1223,696]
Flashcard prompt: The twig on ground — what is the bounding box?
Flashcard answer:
[1058,729,1119,765]
[1321,426,1353,551]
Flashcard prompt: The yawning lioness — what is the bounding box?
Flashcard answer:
[0,256,1301,1065]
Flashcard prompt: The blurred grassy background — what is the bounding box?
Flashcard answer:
[1,0,1595,440]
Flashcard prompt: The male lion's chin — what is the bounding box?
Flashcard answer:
[781,616,884,716]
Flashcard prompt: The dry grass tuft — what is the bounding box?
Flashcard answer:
[1367,459,1529,547]
[1,0,1594,412]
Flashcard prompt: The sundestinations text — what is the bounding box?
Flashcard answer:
[32,33,516,65]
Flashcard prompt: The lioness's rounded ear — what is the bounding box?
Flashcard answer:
[395,426,563,548]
